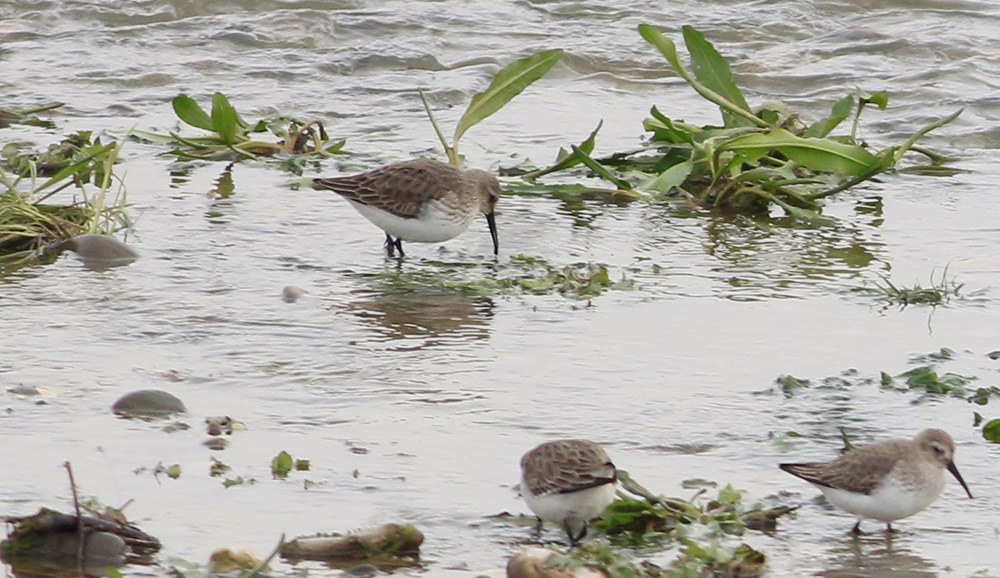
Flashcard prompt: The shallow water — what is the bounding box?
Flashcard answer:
[3,0,1000,576]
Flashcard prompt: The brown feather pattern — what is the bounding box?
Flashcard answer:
[521,439,617,497]
[314,158,467,219]
[780,439,911,495]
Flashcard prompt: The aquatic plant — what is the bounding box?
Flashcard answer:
[366,254,631,299]
[222,476,252,488]
[0,103,64,129]
[421,49,564,167]
[981,419,1000,443]
[282,524,423,564]
[774,349,1000,406]
[601,472,791,541]
[271,450,310,478]
[209,457,231,477]
[506,471,777,577]
[0,131,130,267]
[857,269,964,307]
[134,92,345,174]
[508,530,766,578]
[521,25,960,221]
[2,463,160,573]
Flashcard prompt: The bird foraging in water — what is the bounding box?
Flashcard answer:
[519,439,617,546]
[313,158,500,257]
[779,428,973,534]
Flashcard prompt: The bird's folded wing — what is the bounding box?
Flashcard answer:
[315,163,461,219]
[780,445,901,495]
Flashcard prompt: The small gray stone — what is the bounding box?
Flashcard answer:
[203,437,228,451]
[112,390,186,418]
[43,234,139,269]
[32,531,127,565]
[7,385,41,396]
[282,285,306,303]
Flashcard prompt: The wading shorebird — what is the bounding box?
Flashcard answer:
[519,439,617,546]
[313,158,499,258]
[779,428,973,533]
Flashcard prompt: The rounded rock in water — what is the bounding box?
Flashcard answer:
[112,390,186,418]
[43,234,139,268]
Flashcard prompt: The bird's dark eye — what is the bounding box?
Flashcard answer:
[932,445,945,455]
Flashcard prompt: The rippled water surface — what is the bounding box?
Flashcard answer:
[3,0,1000,576]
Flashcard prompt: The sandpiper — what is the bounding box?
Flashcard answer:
[519,439,617,546]
[779,428,973,533]
[313,158,500,258]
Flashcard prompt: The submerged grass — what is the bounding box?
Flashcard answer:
[858,269,964,307]
[1,131,131,268]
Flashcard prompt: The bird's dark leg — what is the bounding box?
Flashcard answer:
[383,233,404,258]
[886,522,896,533]
[533,517,543,539]
[565,521,587,547]
[564,521,577,546]
[851,520,863,535]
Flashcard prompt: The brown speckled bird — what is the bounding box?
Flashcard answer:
[313,158,499,257]
[780,428,973,533]
[519,439,617,546]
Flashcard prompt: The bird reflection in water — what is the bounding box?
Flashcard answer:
[815,532,937,578]
[347,288,494,345]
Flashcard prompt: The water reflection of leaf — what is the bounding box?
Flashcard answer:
[693,210,887,299]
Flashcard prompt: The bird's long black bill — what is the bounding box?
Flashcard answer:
[947,461,974,499]
[485,212,499,255]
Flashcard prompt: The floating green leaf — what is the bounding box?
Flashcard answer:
[272,450,294,478]
[0,103,63,129]
[775,374,811,394]
[970,387,1000,406]
[901,366,973,396]
[982,419,1000,442]
[172,94,214,131]
[148,92,343,169]
[210,457,231,477]
[643,159,693,195]
[717,128,881,177]
[211,92,239,146]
